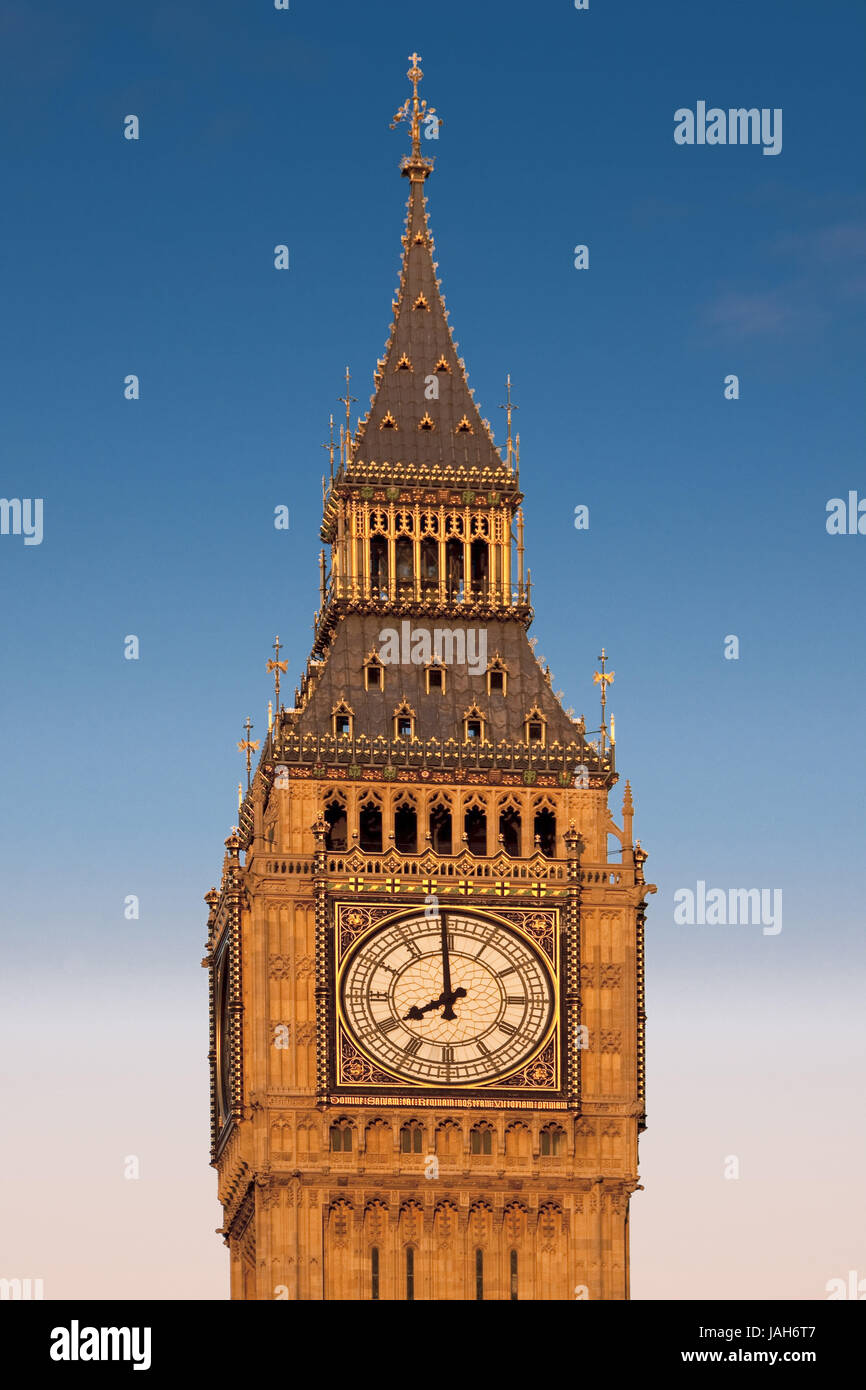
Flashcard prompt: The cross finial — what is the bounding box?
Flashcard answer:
[593,648,615,758]
[337,366,357,449]
[499,374,519,465]
[267,635,289,716]
[390,52,438,165]
[237,716,260,792]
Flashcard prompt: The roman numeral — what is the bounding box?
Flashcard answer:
[380,1018,399,1033]
[475,1039,489,1056]
[505,995,525,1006]
[499,1021,517,1036]
[404,1037,422,1056]
[497,966,516,978]
[399,934,420,956]
[441,1045,454,1064]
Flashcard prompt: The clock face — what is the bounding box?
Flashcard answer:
[339,911,554,1087]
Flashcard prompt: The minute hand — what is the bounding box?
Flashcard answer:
[439,915,458,1020]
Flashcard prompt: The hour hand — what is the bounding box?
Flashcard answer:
[403,994,443,1021]
[403,987,467,1022]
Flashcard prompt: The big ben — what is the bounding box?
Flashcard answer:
[203,56,654,1301]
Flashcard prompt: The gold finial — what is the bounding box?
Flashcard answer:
[338,369,357,464]
[338,366,357,436]
[321,413,336,483]
[499,375,519,467]
[237,716,260,793]
[268,699,273,734]
[267,635,289,715]
[390,52,439,164]
[593,648,615,758]
[237,782,243,813]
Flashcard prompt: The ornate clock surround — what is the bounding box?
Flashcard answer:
[329,897,568,1105]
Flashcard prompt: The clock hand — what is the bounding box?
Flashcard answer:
[439,914,457,1020]
[402,986,467,1022]
[403,994,443,1021]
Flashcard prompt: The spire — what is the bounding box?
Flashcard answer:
[347,57,510,478]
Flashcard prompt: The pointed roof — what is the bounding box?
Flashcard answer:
[348,58,508,478]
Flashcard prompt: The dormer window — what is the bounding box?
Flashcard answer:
[434,356,451,373]
[379,412,398,430]
[463,705,485,743]
[426,662,446,694]
[395,353,413,371]
[524,707,546,745]
[364,653,384,691]
[487,658,507,697]
[332,700,354,738]
[413,294,430,311]
[393,700,416,741]
[418,413,436,431]
[456,415,474,434]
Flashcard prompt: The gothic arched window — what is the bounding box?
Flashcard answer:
[470,1124,493,1155]
[370,537,388,596]
[324,798,347,852]
[445,537,463,598]
[499,804,521,857]
[400,1122,423,1153]
[534,807,556,858]
[329,1120,353,1152]
[394,800,418,853]
[540,1124,566,1156]
[429,801,452,854]
[470,537,489,594]
[395,537,413,592]
[420,537,438,592]
[464,803,487,856]
[359,798,383,852]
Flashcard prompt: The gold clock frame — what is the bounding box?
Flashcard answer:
[332,900,562,1097]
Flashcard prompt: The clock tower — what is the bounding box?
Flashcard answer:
[204,56,655,1301]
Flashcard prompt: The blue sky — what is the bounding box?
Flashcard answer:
[1,0,864,1298]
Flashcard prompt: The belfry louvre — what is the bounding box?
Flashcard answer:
[204,55,654,1301]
